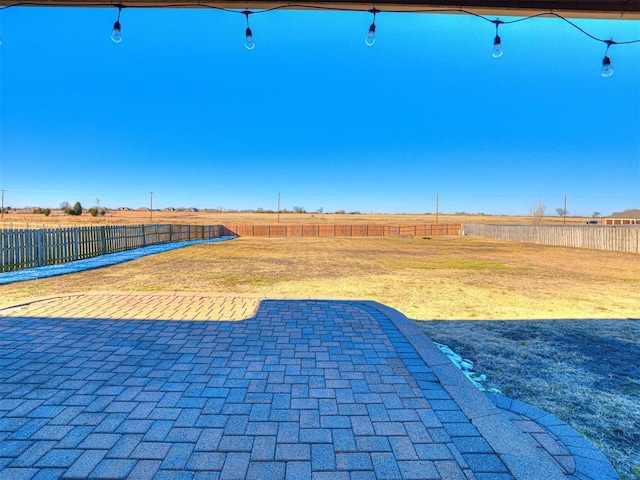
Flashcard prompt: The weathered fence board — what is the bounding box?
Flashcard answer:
[0,224,226,273]
[463,223,639,253]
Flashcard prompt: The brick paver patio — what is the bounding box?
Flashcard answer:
[0,295,614,479]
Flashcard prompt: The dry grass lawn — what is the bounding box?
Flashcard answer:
[420,320,640,480]
[1,235,638,478]
[1,236,638,320]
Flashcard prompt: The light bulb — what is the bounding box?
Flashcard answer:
[601,55,614,77]
[111,21,122,44]
[245,27,255,50]
[492,35,503,58]
[365,23,376,46]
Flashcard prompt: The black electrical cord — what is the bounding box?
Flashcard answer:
[1,1,639,48]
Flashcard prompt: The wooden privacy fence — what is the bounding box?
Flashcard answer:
[223,223,461,238]
[463,223,639,253]
[1,224,226,273]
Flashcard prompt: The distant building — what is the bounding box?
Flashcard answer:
[604,209,640,225]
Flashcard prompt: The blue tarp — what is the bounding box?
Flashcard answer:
[0,236,236,285]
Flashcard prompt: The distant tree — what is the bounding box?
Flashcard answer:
[292,206,306,213]
[335,209,346,214]
[32,207,51,216]
[555,207,568,217]
[88,207,106,217]
[317,207,324,214]
[60,201,71,211]
[592,212,601,218]
[65,201,83,216]
[530,201,546,224]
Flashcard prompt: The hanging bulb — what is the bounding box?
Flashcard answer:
[365,23,376,46]
[601,55,614,77]
[491,19,503,58]
[245,27,255,50]
[111,20,122,43]
[242,11,255,50]
[365,9,377,47]
[600,40,615,78]
[492,35,503,58]
[111,6,123,44]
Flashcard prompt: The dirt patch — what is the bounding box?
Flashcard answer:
[418,319,640,480]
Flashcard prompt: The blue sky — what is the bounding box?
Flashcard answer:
[0,6,638,216]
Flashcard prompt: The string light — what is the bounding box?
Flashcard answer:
[365,8,377,47]
[491,19,503,58]
[0,2,638,76]
[110,5,123,44]
[601,39,615,77]
[243,10,255,50]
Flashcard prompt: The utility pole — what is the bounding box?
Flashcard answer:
[435,194,439,224]
[150,192,153,222]
[563,195,567,225]
[277,192,281,223]
[1,189,5,221]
